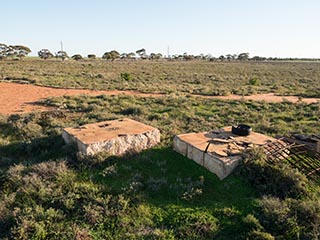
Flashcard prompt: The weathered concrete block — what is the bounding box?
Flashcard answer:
[174,127,276,180]
[63,118,160,155]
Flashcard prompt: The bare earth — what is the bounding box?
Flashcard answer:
[0,82,319,115]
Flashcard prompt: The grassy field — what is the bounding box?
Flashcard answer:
[0,92,319,239]
[1,58,320,97]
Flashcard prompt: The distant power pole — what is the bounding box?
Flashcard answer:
[60,41,63,52]
[167,45,170,58]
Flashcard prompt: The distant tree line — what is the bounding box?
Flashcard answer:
[1,42,320,62]
[0,43,31,60]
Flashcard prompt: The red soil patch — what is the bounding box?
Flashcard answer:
[0,82,319,115]
[199,93,320,104]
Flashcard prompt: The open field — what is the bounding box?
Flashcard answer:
[0,82,319,115]
[1,58,320,97]
[0,59,319,239]
[0,92,319,239]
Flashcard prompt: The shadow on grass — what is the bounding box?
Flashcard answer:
[0,135,72,168]
[0,135,256,211]
[82,147,258,239]
[0,139,258,239]
[86,147,257,209]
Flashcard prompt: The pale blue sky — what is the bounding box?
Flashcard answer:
[1,0,320,57]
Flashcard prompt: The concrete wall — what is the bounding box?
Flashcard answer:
[63,127,160,156]
[173,135,243,180]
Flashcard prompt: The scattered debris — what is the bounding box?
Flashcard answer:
[264,137,320,180]
[280,134,320,153]
[174,126,275,180]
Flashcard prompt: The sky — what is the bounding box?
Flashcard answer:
[1,0,320,58]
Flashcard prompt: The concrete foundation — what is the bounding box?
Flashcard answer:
[63,118,160,155]
[174,126,276,180]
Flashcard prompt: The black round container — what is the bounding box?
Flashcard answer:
[231,124,252,136]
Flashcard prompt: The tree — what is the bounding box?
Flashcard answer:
[136,48,148,59]
[127,52,136,59]
[38,49,54,60]
[120,52,136,60]
[156,53,163,59]
[1,44,31,59]
[204,54,212,60]
[87,54,96,59]
[72,54,83,61]
[56,51,69,61]
[237,53,250,61]
[149,53,163,60]
[10,45,31,59]
[219,55,226,61]
[102,50,120,61]
[136,48,146,56]
[0,43,10,59]
[251,56,267,61]
[172,54,181,60]
[182,52,194,61]
[120,53,128,59]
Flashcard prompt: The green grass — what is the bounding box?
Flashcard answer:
[1,58,320,97]
[0,92,319,238]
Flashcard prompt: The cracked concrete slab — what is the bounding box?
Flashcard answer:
[63,118,160,155]
[174,126,275,180]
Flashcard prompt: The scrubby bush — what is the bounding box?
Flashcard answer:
[257,197,297,238]
[248,230,275,240]
[120,72,132,81]
[249,77,261,86]
[159,206,219,239]
[120,106,144,115]
[239,148,309,199]
[241,214,275,240]
[257,197,320,240]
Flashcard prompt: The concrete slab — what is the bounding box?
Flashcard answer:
[63,118,160,155]
[174,126,275,180]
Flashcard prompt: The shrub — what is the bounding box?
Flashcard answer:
[257,197,295,238]
[242,214,264,232]
[249,78,261,86]
[248,230,275,240]
[0,193,16,237]
[159,206,219,239]
[239,214,275,239]
[11,205,66,239]
[239,148,309,199]
[120,72,132,81]
[294,199,320,239]
[120,106,144,115]
[169,176,204,201]
[31,161,69,180]
[257,196,320,239]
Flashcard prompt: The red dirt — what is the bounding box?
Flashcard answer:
[199,93,320,104]
[0,82,319,115]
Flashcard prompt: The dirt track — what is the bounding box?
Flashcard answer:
[0,82,319,115]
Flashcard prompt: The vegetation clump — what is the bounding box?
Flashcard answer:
[238,148,320,239]
[239,148,310,199]
[120,72,132,81]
